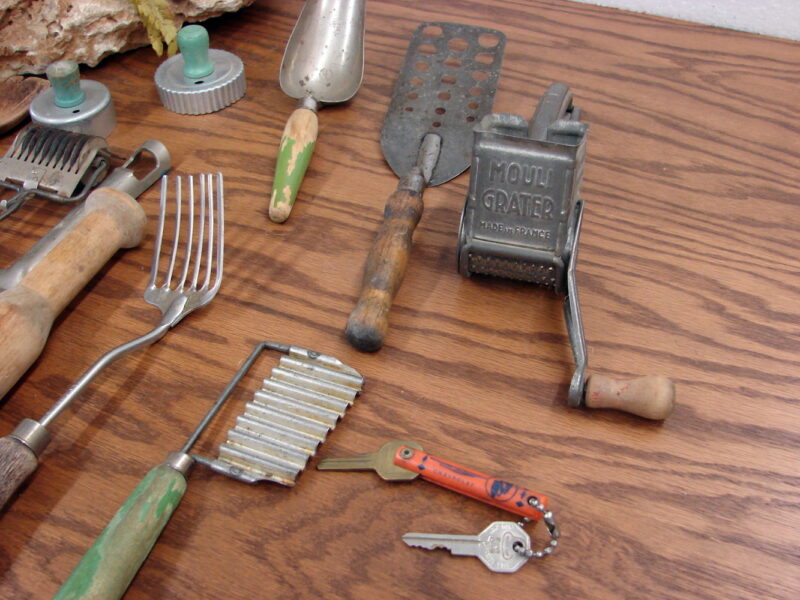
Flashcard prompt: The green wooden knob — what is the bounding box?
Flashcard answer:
[178,25,215,79]
[46,60,85,108]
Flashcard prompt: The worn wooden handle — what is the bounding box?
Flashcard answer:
[393,446,548,520]
[0,187,146,399]
[345,185,425,352]
[585,374,676,419]
[269,107,319,223]
[53,463,187,600]
[0,436,39,510]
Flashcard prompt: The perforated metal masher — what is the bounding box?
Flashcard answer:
[54,341,363,600]
[457,83,675,420]
[0,124,110,220]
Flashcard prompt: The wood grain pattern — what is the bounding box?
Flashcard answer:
[0,1,798,598]
[0,437,38,509]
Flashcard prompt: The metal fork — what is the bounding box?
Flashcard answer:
[0,173,224,509]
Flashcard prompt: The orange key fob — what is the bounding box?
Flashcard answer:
[393,445,548,520]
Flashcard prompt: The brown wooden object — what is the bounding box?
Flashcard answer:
[0,188,146,398]
[345,186,423,351]
[0,76,49,134]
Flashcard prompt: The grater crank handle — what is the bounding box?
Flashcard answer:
[393,445,549,521]
[345,133,440,352]
[269,104,319,223]
[53,455,191,600]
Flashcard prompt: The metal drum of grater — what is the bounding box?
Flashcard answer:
[457,83,675,420]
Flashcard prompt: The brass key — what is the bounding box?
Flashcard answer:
[317,440,422,481]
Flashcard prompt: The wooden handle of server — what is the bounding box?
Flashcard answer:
[0,188,146,399]
[345,185,425,352]
[53,464,187,600]
[0,436,39,510]
[585,374,676,420]
[393,446,548,520]
[269,107,318,223]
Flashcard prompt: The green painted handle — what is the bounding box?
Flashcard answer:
[53,463,187,600]
[269,107,318,223]
[178,25,214,79]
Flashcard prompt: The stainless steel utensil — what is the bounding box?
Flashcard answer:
[269,0,365,222]
[0,172,224,509]
[0,124,110,219]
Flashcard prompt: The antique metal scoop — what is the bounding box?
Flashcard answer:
[269,0,365,222]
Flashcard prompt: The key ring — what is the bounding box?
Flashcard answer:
[514,497,560,559]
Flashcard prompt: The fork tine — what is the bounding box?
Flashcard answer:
[148,175,169,288]
[176,175,195,290]
[213,172,224,291]
[203,173,214,290]
[163,175,182,287]
[190,174,206,290]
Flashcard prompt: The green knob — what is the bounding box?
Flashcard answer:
[46,60,85,108]
[178,25,215,79]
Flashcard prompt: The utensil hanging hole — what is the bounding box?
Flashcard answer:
[468,101,479,109]
[432,122,441,127]
[444,57,461,69]
[410,77,424,86]
[476,53,494,65]
[438,91,451,101]
[441,75,456,85]
[435,107,446,115]
[422,25,443,38]
[72,109,80,114]
[478,33,500,47]
[447,38,468,52]
[470,87,483,96]
[472,70,489,81]
[194,80,205,85]
[418,43,436,55]
[408,92,419,100]
[414,61,429,72]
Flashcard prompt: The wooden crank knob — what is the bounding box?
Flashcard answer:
[584,375,675,420]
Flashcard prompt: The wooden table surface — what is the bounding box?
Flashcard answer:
[1,1,798,598]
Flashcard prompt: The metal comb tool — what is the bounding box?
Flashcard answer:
[53,341,362,600]
[0,124,110,220]
[457,83,675,420]
[345,22,506,352]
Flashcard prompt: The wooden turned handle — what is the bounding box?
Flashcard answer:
[345,184,425,352]
[0,436,39,510]
[0,187,146,399]
[269,107,319,223]
[393,446,548,520]
[585,374,676,420]
[53,464,187,600]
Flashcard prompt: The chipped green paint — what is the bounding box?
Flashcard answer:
[270,134,316,217]
[54,464,187,600]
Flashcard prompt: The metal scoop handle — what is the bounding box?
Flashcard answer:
[269,104,318,223]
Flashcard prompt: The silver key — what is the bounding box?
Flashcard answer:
[402,521,530,573]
